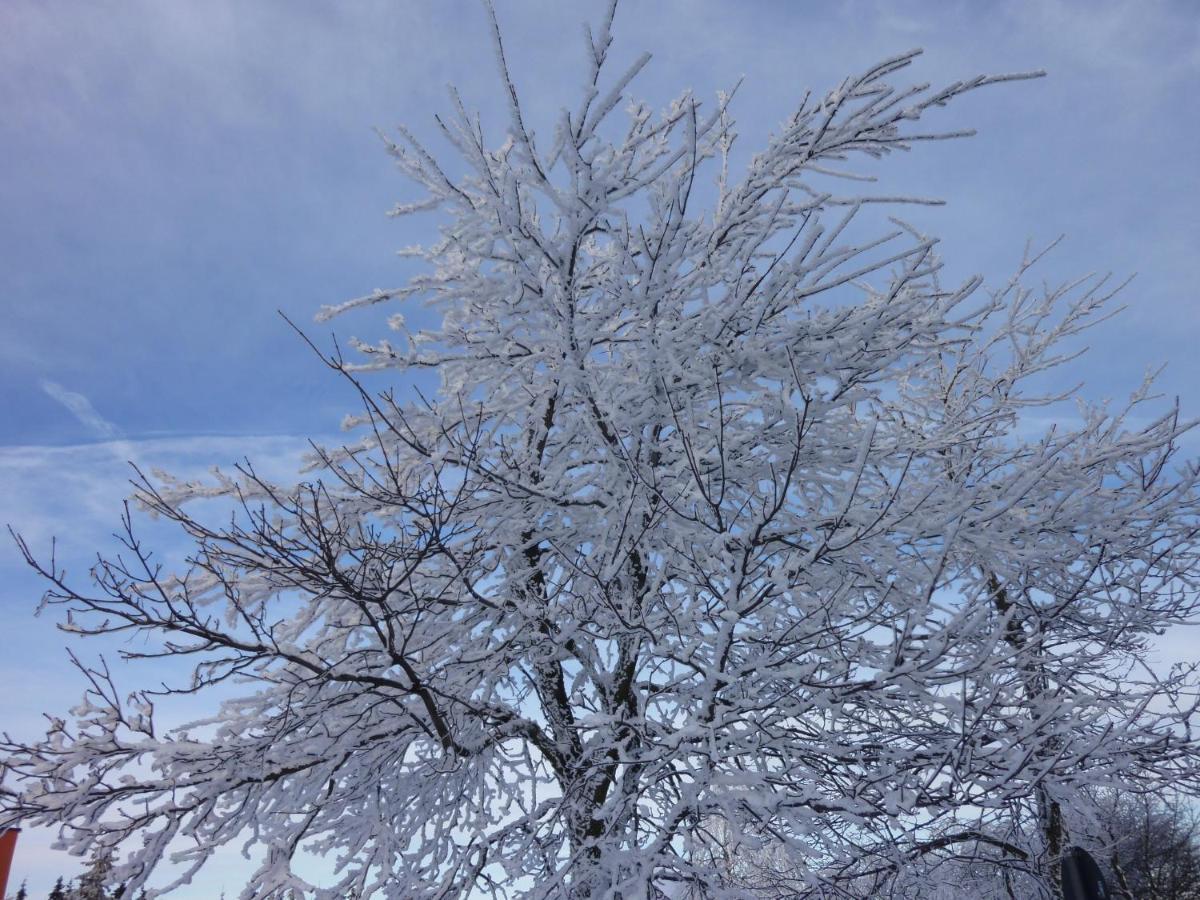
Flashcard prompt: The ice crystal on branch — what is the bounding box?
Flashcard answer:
[4,4,1200,899]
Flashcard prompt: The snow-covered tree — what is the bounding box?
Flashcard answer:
[4,4,1200,898]
[1101,792,1200,900]
[74,851,115,900]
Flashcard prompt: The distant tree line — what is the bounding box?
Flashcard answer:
[6,851,144,900]
[704,790,1200,898]
[1106,793,1200,900]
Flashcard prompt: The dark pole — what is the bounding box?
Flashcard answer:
[1061,846,1111,900]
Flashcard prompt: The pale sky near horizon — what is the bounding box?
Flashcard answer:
[2,1,1199,895]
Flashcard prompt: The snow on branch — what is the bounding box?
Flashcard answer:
[2,6,1195,900]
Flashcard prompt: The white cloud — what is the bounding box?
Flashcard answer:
[1006,0,1200,86]
[39,380,119,440]
[0,432,324,552]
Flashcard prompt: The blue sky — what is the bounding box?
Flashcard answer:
[1,1,1198,895]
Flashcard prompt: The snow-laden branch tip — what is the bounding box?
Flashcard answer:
[2,6,1196,900]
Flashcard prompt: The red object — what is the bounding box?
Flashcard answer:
[0,828,18,899]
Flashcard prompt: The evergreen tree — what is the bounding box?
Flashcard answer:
[46,879,66,900]
[74,851,113,900]
[13,880,28,900]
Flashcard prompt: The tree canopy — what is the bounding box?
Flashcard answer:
[4,4,1200,898]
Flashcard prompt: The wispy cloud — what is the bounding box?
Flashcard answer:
[1007,0,1200,85]
[39,379,120,439]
